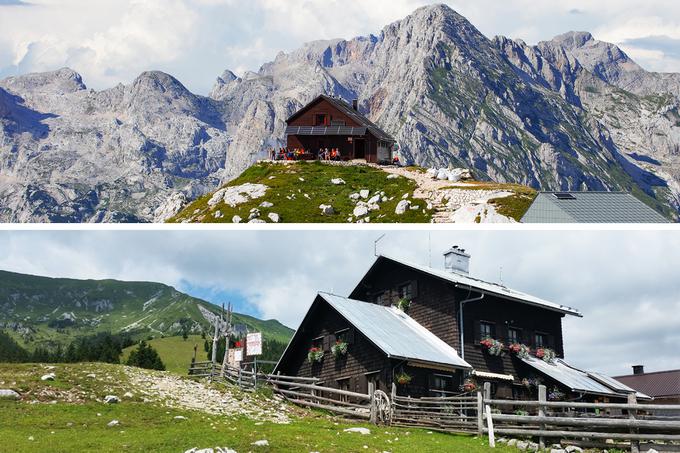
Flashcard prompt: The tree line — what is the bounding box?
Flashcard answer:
[0,330,165,371]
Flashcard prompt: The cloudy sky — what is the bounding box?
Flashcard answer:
[0,0,678,94]
[0,229,678,377]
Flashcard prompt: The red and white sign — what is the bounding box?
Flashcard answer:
[246,332,262,356]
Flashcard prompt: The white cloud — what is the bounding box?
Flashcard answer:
[1,0,679,93]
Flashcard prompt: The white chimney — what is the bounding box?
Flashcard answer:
[444,246,470,275]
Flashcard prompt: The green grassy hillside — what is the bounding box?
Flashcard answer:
[170,161,433,223]
[0,270,293,351]
[121,335,203,375]
[0,363,507,453]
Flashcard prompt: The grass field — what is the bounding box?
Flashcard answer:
[121,335,204,375]
[170,161,433,224]
[0,363,511,453]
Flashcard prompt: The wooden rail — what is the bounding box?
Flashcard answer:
[483,383,680,452]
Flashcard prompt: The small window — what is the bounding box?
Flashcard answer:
[398,281,414,300]
[480,321,496,340]
[534,332,548,348]
[430,374,453,397]
[312,336,324,349]
[508,328,521,344]
[315,114,328,126]
[335,328,350,344]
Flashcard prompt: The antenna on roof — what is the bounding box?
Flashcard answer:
[374,234,386,257]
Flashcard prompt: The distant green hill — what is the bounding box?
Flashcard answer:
[0,270,293,351]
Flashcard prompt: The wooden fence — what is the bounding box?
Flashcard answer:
[481,383,680,453]
[188,360,680,451]
[390,384,479,434]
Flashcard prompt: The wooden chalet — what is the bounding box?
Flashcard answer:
[285,95,396,163]
[275,247,644,402]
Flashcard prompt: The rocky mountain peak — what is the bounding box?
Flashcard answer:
[130,71,193,98]
[1,67,86,95]
[551,31,594,50]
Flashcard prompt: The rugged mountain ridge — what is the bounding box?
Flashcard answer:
[1,4,678,221]
[0,270,293,349]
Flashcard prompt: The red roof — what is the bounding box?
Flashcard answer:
[614,369,680,398]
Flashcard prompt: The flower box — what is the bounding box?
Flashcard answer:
[535,348,556,364]
[480,338,504,356]
[397,298,411,312]
[307,347,324,363]
[331,340,348,358]
[509,343,531,360]
[462,378,478,393]
[396,372,412,385]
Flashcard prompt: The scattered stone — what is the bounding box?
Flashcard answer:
[41,373,56,381]
[507,439,518,447]
[410,205,420,210]
[0,389,20,400]
[252,440,269,447]
[299,177,305,182]
[387,174,399,179]
[213,210,223,219]
[319,204,335,216]
[331,178,346,185]
[123,392,134,399]
[268,213,280,223]
[107,420,120,427]
[104,395,119,404]
[517,440,528,450]
[248,209,261,220]
[86,374,96,379]
[344,427,371,435]
[402,193,409,199]
[368,204,380,212]
[174,416,188,421]
[349,193,361,201]
[232,215,242,224]
[28,436,34,441]
[259,201,274,208]
[395,200,411,215]
[565,447,583,453]
[353,205,369,218]
[359,189,370,199]
[209,183,268,208]
[368,195,381,205]
[549,449,566,453]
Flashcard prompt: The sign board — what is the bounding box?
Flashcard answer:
[233,348,243,363]
[246,332,263,356]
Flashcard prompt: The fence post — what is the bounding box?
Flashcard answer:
[238,366,242,389]
[190,344,197,375]
[369,381,376,424]
[253,358,258,391]
[477,390,484,436]
[483,382,492,441]
[628,393,640,453]
[486,404,495,448]
[538,385,546,451]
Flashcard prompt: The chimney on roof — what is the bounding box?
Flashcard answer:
[444,246,470,275]
[352,99,358,111]
[633,365,645,375]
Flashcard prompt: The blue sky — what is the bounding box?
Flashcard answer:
[0,0,679,94]
[0,229,679,377]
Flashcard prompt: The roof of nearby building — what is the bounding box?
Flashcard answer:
[319,292,471,370]
[614,369,680,398]
[359,255,582,317]
[521,192,670,224]
[285,95,395,142]
[521,357,650,399]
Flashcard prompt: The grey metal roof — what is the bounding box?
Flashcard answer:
[285,125,368,136]
[521,192,670,223]
[319,292,471,370]
[521,357,650,399]
[286,95,395,142]
[377,255,582,317]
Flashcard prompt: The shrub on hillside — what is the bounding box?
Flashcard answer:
[126,341,166,371]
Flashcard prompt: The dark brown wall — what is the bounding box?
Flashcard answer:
[286,98,378,162]
[276,299,392,394]
[350,258,566,387]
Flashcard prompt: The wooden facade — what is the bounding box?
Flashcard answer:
[275,295,466,398]
[285,95,395,164]
[348,256,571,400]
